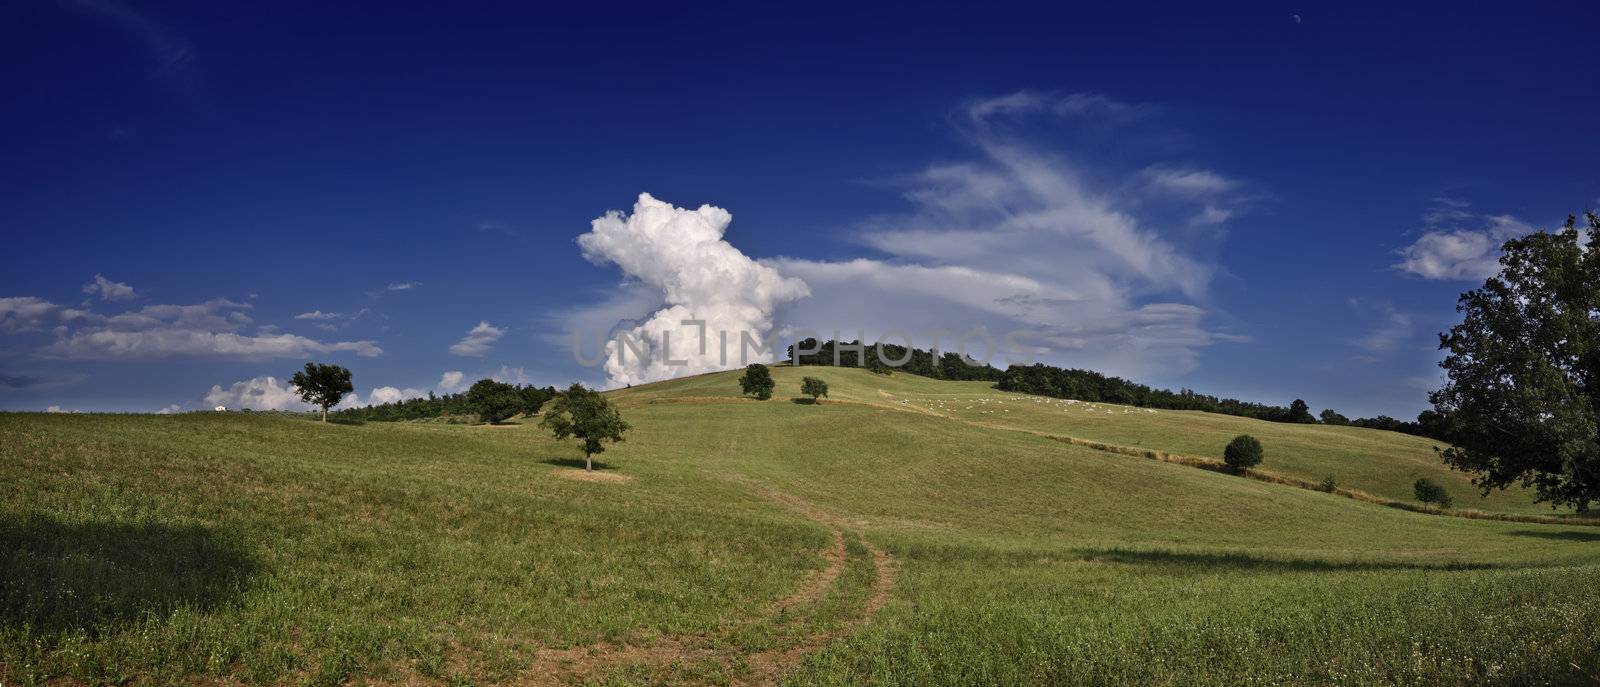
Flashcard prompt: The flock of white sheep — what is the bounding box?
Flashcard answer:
[895,394,1161,417]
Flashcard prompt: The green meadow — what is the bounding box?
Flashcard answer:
[5,365,1600,685]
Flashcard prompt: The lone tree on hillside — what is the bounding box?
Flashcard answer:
[739,363,775,400]
[291,362,353,422]
[801,376,829,404]
[541,383,629,471]
[1413,478,1454,509]
[467,379,522,424]
[1223,434,1264,473]
[1431,213,1600,511]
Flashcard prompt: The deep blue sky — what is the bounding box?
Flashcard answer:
[3,0,1596,416]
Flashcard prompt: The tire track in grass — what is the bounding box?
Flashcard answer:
[515,475,895,686]
[720,474,898,686]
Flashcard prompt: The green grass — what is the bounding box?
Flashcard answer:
[710,365,1563,516]
[5,366,1600,685]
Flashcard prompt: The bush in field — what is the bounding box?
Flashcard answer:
[1223,435,1264,472]
[1319,475,1338,493]
[1414,478,1454,508]
[466,379,520,425]
[739,364,774,400]
[801,377,829,403]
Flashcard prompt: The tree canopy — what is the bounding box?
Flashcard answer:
[540,383,629,471]
[466,379,522,425]
[290,362,353,422]
[739,363,775,400]
[1413,478,1454,509]
[1223,435,1264,472]
[1431,213,1600,510]
[801,377,829,403]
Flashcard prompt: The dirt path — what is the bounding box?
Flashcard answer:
[515,476,896,686]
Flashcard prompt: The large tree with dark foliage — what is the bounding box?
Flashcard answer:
[290,362,352,422]
[466,379,521,425]
[541,384,629,471]
[1431,213,1600,511]
[1286,399,1316,424]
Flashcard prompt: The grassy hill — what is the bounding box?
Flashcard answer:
[634,365,1558,517]
[5,366,1600,685]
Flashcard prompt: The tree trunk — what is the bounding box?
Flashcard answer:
[585,451,593,472]
[322,406,328,422]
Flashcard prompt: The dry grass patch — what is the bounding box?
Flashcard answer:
[553,468,634,484]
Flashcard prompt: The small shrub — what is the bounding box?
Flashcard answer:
[1414,478,1454,508]
[1223,435,1264,472]
[1319,475,1337,493]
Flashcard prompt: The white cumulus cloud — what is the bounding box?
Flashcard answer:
[450,321,505,357]
[201,375,448,411]
[366,385,427,406]
[437,370,465,393]
[576,193,810,387]
[203,376,310,411]
[0,297,58,333]
[1394,215,1530,281]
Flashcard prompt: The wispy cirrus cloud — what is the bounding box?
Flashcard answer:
[292,308,372,332]
[32,298,381,361]
[780,92,1244,377]
[1350,300,1414,356]
[81,274,137,301]
[59,0,198,98]
[964,90,1142,124]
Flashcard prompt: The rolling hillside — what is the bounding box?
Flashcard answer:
[619,365,1560,517]
[5,366,1600,685]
